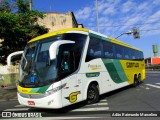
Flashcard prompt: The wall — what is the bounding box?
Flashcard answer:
[0,65,19,87]
[37,12,76,32]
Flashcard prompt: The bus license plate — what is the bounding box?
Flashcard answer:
[28,101,35,106]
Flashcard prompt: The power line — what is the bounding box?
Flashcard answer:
[85,21,160,28]
[140,28,160,32]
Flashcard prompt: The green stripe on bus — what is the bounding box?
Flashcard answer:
[113,60,128,82]
[30,88,40,93]
[102,59,127,83]
[86,72,100,78]
[89,33,111,42]
[37,85,51,93]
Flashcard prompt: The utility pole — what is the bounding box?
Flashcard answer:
[96,0,100,33]
[29,0,32,10]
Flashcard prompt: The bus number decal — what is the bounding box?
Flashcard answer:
[65,91,81,103]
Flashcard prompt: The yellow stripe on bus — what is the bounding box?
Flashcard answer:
[108,37,142,51]
[28,28,89,43]
[17,85,39,94]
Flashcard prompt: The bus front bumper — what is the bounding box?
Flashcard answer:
[17,92,62,109]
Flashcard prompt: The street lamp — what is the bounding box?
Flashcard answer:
[115,27,140,39]
[115,31,132,39]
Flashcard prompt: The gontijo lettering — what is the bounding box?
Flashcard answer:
[126,62,139,68]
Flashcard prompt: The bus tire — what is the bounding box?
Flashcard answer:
[133,75,138,87]
[138,74,141,84]
[87,84,99,104]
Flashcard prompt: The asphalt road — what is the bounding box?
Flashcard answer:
[0,71,160,120]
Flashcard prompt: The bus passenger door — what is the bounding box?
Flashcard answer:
[61,74,77,106]
[63,74,82,104]
[59,49,77,106]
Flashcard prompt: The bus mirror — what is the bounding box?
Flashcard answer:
[49,40,75,60]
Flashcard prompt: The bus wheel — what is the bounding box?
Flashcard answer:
[138,74,141,84]
[133,76,138,87]
[87,84,99,104]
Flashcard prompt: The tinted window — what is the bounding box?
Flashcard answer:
[115,45,123,59]
[85,35,144,61]
[124,47,131,59]
[85,37,103,62]
[103,41,114,58]
[58,33,87,79]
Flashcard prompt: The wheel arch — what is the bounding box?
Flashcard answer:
[83,80,99,100]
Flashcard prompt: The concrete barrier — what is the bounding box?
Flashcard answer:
[0,65,19,88]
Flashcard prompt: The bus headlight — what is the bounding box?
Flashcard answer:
[44,83,66,96]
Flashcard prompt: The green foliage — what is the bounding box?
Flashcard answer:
[0,0,13,13]
[0,0,48,64]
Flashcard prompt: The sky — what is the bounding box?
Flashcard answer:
[32,0,160,58]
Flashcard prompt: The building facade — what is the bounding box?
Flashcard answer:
[0,11,83,51]
[145,57,160,66]
[37,11,83,32]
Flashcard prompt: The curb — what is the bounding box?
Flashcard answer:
[0,98,17,102]
[0,86,17,90]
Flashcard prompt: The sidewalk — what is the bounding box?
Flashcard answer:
[0,88,17,102]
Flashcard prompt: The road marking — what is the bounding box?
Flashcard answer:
[99,99,107,102]
[15,104,28,108]
[86,102,108,107]
[72,99,109,112]
[4,99,109,112]
[145,87,150,90]
[97,102,108,106]
[140,85,150,90]
[145,84,160,89]
[71,107,109,112]
[156,83,160,85]
[4,108,29,111]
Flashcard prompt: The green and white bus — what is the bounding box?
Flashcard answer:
[17,28,145,108]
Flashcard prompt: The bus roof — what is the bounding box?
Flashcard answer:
[28,28,89,43]
[28,28,141,51]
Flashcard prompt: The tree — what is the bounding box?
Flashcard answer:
[0,0,48,64]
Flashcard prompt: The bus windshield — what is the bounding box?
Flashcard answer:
[19,33,87,88]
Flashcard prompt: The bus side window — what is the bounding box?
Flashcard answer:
[124,47,131,60]
[115,45,123,59]
[85,36,102,62]
[103,41,114,59]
